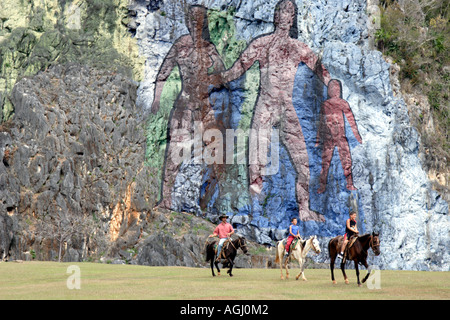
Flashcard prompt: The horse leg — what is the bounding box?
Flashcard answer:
[284,258,289,280]
[296,258,307,281]
[330,255,336,284]
[361,261,371,284]
[227,258,234,277]
[215,260,221,276]
[355,261,361,287]
[210,259,216,277]
[279,254,285,280]
[340,261,349,284]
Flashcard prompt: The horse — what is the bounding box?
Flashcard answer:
[205,236,249,277]
[328,232,380,286]
[275,235,321,281]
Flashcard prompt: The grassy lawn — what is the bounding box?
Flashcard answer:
[0,261,448,300]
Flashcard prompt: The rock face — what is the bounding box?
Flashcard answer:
[0,64,154,260]
[133,0,448,270]
[0,0,144,122]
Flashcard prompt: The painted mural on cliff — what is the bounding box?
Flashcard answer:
[147,1,364,242]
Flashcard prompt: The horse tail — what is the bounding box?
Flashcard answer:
[328,237,338,258]
[275,241,281,264]
[205,242,214,262]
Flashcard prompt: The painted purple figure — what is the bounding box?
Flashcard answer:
[212,0,332,222]
[315,79,362,194]
[151,5,226,210]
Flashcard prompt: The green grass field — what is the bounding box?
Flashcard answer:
[0,261,448,300]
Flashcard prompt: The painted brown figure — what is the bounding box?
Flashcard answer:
[315,79,362,194]
[151,5,226,209]
[212,0,331,222]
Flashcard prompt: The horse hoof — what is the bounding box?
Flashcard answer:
[358,284,362,287]
[303,278,307,281]
[332,280,337,285]
[217,272,221,276]
[345,279,349,284]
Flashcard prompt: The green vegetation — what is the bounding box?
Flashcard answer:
[0,0,144,122]
[0,262,449,299]
[375,0,449,172]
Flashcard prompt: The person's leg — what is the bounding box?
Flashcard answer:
[160,107,192,209]
[282,107,325,222]
[318,138,335,194]
[285,236,294,253]
[216,238,227,260]
[339,234,348,258]
[248,104,273,195]
[336,139,357,191]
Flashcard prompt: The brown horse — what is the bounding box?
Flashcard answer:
[205,236,249,277]
[328,232,380,286]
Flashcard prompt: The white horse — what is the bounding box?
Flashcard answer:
[275,235,321,281]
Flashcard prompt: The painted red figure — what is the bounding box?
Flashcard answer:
[151,5,226,210]
[212,0,331,222]
[316,79,362,193]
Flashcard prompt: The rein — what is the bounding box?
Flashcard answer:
[359,234,379,256]
[230,237,247,252]
[370,235,380,251]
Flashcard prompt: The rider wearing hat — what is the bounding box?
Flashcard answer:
[209,214,234,260]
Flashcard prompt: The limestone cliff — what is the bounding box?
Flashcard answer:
[1,64,153,260]
[133,0,448,270]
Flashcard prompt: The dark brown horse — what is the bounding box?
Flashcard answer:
[205,236,249,277]
[328,232,380,286]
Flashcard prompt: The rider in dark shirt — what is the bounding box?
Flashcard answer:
[338,211,359,259]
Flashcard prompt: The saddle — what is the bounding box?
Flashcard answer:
[214,240,230,260]
[282,238,304,257]
[338,235,358,262]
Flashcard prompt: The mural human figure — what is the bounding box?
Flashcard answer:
[315,79,362,193]
[212,0,332,222]
[151,5,226,210]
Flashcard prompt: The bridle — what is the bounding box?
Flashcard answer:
[228,236,248,253]
[370,235,380,254]
[311,238,321,254]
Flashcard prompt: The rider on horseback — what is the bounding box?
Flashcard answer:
[284,217,301,258]
[338,211,359,259]
[208,214,234,261]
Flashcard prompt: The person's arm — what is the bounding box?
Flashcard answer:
[219,38,262,84]
[227,224,235,237]
[347,219,359,234]
[342,101,362,143]
[353,222,359,234]
[289,225,295,237]
[297,42,331,86]
[209,225,220,238]
[315,102,326,147]
[209,45,225,74]
[151,42,179,114]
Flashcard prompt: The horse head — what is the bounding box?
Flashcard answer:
[310,235,321,254]
[237,236,249,255]
[371,232,381,256]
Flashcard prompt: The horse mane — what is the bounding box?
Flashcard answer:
[356,233,373,250]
